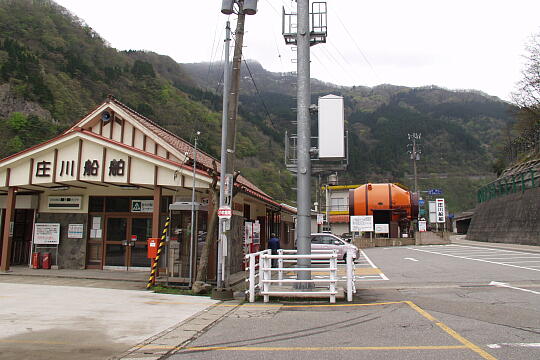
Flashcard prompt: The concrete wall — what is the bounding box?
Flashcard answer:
[467,187,540,245]
[35,212,88,269]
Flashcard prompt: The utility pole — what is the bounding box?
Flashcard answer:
[407,133,422,226]
[407,133,421,194]
[217,0,258,293]
[295,0,312,287]
[189,131,200,288]
[226,8,245,176]
[217,21,231,290]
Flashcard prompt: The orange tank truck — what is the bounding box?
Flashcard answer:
[349,183,419,234]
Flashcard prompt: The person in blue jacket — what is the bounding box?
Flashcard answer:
[268,233,281,267]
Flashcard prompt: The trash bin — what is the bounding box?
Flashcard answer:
[32,252,40,269]
[42,253,52,269]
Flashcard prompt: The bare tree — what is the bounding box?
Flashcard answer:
[512,32,540,130]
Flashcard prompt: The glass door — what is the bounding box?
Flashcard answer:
[105,217,128,267]
[129,217,152,268]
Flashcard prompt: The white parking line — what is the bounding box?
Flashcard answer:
[407,246,540,272]
[487,343,540,349]
[479,257,540,260]
[490,281,540,295]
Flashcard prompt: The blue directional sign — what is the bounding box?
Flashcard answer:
[427,189,443,195]
[419,199,425,206]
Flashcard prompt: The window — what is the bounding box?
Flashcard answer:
[89,197,104,212]
[105,197,130,212]
[311,236,324,244]
[330,197,348,212]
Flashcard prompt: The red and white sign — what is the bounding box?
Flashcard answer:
[436,198,445,223]
[217,206,232,219]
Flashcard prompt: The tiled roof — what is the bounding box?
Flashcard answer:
[108,97,271,201]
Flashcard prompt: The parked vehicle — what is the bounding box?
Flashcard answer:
[310,233,359,261]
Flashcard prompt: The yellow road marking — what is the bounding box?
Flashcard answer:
[354,268,382,275]
[405,301,498,360]
[141,345,468,351]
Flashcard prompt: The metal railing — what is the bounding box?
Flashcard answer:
[477,167,539,203]
[244,249,272,303]
[245,249,356,303]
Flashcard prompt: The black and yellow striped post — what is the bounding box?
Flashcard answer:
[147,216,170,289]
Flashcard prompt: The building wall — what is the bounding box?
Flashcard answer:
[36,212,88,269]
[467,187,540,245]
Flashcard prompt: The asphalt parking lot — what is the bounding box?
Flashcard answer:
[164,244,540,360]
[1,243,539,360]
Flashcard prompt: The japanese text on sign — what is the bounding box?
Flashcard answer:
[436,198,445,223]
[34,223,60,245]
[350,215,374,232]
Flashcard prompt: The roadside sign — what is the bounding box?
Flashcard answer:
[217,206,232,219]
[419,199,425,206]
[419,220,427,232]
[317,214,324,225]
[374,224,389,234]
[350,215,373,232]
[428,189,443,195]
[428,201,437,223]
[436,198,445,223]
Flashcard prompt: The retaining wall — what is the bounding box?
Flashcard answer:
[467,187,540,245]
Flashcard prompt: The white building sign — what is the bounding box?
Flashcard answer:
[375,224,389,234]
[48,196,82,210]
[436,198,446,223]
[131,200,154,213]
[350,215,374,232]
[34,223,60,245]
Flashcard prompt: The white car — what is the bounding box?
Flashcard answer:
[310,233,359,261]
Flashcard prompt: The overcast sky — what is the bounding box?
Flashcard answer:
[54,0,540,101]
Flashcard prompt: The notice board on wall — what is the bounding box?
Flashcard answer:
[34,223,60,245]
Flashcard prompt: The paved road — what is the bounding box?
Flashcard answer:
[166,244,540,360]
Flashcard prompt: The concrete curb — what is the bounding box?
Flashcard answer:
[112,300,243,360]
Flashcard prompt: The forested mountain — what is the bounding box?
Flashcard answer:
[0,0,517,212]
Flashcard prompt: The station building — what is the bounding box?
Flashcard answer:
[0,97,295,281]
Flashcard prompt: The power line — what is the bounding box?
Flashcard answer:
[327,42,364,85]
[334,12,381,83]
[243,59,276,128]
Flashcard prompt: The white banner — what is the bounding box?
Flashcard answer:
[350,215,373,232]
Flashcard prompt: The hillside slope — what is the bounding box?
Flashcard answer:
[0,0,517,212]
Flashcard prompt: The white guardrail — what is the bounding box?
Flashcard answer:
[245,248,356,303]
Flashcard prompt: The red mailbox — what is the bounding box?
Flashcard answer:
[32,252,41,269]
[42,253,52,269]
[147,238,159,259]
